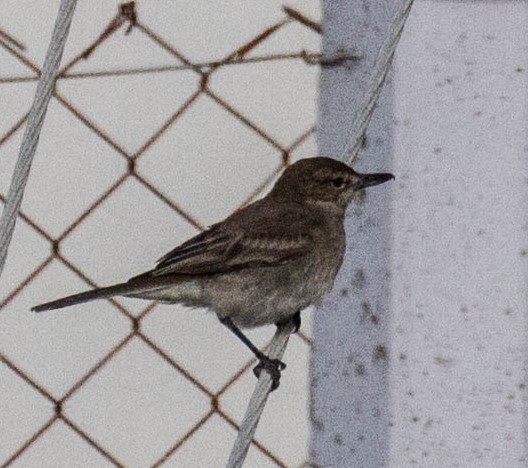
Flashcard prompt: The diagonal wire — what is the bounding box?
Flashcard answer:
[0,27,26,50]
[0,0,78,280]
[344,0,415,164]
[226,320,295,468]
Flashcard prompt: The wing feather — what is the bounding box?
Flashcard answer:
[156,229,232,266]
[148,200,316,277]
[151,229,310,277]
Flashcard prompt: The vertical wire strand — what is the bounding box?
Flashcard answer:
[0,0,78,279]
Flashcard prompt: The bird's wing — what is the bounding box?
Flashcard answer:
[150,218,312,277]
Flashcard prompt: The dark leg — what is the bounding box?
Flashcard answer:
[276,310,301,334]
[220,317,286,391]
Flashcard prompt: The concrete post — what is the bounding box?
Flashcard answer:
[313,2,528,467]
[311,1,398,466]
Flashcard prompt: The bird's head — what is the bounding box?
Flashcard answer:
[270,157,394,211]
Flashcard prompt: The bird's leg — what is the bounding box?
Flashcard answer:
[220,317,286,391]
[275,310,301,334]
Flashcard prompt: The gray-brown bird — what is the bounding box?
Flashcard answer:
[32,157,393,389]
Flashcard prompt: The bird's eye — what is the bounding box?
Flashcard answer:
[331,177,345,189]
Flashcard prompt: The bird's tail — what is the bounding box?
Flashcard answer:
[31,282,137,312]
[31,272,201,313]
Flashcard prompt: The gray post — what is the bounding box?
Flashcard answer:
[311,1,397,466]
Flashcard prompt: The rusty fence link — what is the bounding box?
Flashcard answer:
[0,2,325,467]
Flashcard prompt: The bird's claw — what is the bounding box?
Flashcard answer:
[253,357,286,391]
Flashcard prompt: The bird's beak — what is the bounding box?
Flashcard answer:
[355,172,395,190]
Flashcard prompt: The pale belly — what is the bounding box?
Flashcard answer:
[203,256,340,328]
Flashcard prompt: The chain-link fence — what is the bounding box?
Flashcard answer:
[0,2,324,466]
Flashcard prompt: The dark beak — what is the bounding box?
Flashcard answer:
[355,172,394,190]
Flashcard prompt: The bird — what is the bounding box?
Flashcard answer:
[32,157,393,390]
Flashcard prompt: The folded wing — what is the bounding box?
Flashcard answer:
[151,224,311,276]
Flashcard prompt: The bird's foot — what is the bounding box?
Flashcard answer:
[253,356,286,391]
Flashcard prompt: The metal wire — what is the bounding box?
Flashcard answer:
[344,0,415,164]
[0,0,78,279]
[226,321,295,468]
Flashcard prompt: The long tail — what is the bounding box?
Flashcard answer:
[31,282,137,312]
[31,270,202,313]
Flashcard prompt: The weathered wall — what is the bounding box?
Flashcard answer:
[314,1,528,467]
